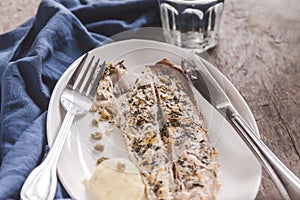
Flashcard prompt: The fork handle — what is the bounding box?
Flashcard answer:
[226,108,300,200]
[21,111,74,200]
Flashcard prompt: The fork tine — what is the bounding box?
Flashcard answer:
[68,53,89,88]
[76,55,95,93]
[89,61,107,97]
[68,52,95,92]
[69,53,107,98]
[83,57,100,96]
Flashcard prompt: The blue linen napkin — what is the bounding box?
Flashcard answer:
[0,0,160,199]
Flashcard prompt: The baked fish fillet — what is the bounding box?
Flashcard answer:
[118,59,220,200]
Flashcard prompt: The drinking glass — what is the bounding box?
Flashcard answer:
[158,0,225,53]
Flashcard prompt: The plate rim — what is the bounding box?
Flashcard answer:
[47,39,262,199]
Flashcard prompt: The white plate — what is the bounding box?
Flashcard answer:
[47,39,261,200]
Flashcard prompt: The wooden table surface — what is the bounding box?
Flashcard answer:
[211,0,300,199]
[0,0,299,199]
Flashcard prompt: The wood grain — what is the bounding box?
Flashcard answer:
[211,0,300,199]
[0,0,40,34]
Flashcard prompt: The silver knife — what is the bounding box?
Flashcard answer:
[182,51,300,200]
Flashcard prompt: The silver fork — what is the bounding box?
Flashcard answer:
[21,53,105,200]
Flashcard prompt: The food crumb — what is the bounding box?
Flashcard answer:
[105,128,113,134]
[94,143,105,152]
[97,156,109,165]
[90,104,98,112]
[91,132,102,140]
[116,162,126,172]
[101,109,111,120]
[92,119,100,127]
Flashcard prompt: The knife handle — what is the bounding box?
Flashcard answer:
[226,107,300,200]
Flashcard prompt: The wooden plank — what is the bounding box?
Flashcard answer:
[0,0,40,34]
[210,0,300,199]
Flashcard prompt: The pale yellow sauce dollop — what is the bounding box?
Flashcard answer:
[84,158,146,200]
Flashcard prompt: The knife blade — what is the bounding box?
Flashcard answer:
[182,52,231,117]
[181,51,300,200]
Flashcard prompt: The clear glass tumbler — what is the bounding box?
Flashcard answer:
[158,0,225,53]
